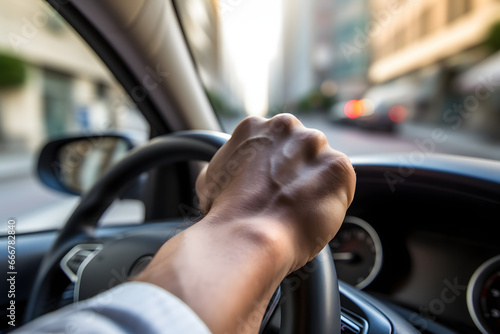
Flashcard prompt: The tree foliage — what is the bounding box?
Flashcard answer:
[484,21,500,52]
[0,52,26,88]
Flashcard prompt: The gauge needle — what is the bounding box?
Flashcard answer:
[332,252,356,262]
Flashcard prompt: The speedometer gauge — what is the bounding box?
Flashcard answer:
[467,255,500,334]
[328,216,382,289]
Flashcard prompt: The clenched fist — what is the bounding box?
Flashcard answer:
[196,114,356,271]
[137,114,355,334]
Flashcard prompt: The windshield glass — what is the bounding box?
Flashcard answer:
[175,0,500,161]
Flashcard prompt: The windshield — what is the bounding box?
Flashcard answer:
[175,0,500,161]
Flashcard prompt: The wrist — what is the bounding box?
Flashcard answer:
[201,210,298,274]
[136,212,297,334]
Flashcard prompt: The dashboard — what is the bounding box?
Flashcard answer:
[331,155,500,334]
[2,153,499,334]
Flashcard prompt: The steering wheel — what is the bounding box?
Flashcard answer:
[25,130,341,334]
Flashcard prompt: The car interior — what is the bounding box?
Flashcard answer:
[1,1,500,334]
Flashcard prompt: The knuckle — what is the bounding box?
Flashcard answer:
[302,128,327,148]
[292,128,328,156]
[232,116,266,140]
[325,151,355,179]
[238,116,265,130]
[268,113,300,133]
[323,151,356,203]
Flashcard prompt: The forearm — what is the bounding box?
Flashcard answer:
[135,213,295,334]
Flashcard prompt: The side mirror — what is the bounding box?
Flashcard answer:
[37,135,133,195]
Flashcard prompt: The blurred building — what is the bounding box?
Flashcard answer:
[312,0,338,101]
[330,0,371,101]
[0,0,142,152]
[368,0,500,128]
[269,0,315,111]
[269,0,337,112]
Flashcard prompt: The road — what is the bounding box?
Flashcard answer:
[221,114,500,160]
[1,114,498,234]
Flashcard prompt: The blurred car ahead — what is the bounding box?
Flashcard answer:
[329,99,407,132]
[355,102,408,132]
[328,100,355,124]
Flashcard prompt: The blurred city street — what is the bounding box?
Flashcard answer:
[1,0,500,235]
[3,111,498,235]
[222,113,500,160]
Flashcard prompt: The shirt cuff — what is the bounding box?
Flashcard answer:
[17,281,212,334]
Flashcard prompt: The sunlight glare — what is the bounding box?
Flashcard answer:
[221,0,283,116]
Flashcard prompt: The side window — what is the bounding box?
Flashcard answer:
[0,1,149,234]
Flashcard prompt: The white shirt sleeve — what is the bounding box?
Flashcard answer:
[15,282,212,334]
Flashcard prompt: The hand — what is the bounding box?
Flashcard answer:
[137,114,355,334]
[196,113,356,271]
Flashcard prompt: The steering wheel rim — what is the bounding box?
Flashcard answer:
[25,130,341,334]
